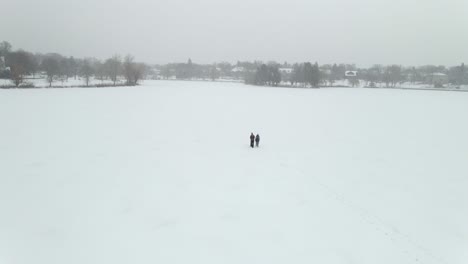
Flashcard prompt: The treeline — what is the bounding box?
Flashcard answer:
[245,64,281,86]
[245,62,321,87]
[0,41,147,88]
[2,40,468,89]
[154,59,468,89]
[157,59,258,81]
[246,62,468,88]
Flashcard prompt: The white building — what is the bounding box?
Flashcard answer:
[279,68,293,74]
[345,71,357,77]
[231,66,245,73]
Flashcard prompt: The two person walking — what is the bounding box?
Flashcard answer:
[250,133,260,148]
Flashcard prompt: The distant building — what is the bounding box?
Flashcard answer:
[425,72,448,85]
[345,71,359,87]
[278,68,293,82]
[150,69,161,80]
[231,66,245,73]
[230,66,246,80]
[345,71,357,77]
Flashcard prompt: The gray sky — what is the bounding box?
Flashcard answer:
[1,0,467,66]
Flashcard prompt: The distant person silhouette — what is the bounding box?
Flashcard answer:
[250,133,255,148]
[255,134,260,147]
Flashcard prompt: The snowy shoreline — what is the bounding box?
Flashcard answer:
[2,78,468,93]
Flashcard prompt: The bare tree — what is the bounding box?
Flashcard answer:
[0,41,12,57]
[210,65,220,81]
[382,65,403,87]
[68,56,79,79]
[104,55,122,86]
[132,63,147,85]
[41,56,60,87]
[160,65,172,79]
[80,59,94,87]
[330,63,341,86]
[94,60,106,83]
[368,64,383,87]
[123,55,135,85]
[6,50,35,87]
[122,55,147,86]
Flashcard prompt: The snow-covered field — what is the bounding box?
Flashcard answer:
[0,77,118,87]
[1,80,467,264]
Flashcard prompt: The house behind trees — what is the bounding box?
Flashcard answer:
[426,73,448,87]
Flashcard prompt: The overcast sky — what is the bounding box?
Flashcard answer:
[1,0,467,66]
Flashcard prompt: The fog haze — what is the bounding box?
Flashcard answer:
[1,0,467,65]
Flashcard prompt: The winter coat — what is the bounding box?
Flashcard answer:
[255,135,260,142]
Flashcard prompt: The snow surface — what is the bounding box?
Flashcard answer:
[1,80,467,264]
[0,77,119,87]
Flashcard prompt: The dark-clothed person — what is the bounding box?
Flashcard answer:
[250,133,255,148]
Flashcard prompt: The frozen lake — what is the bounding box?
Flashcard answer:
[1,80,467,264]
